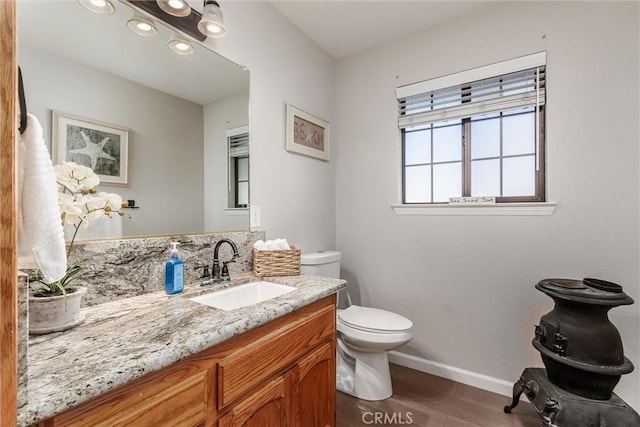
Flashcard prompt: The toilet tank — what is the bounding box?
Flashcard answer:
[300,251,342,278]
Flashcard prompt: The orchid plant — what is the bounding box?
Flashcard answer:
[31,161,127,296]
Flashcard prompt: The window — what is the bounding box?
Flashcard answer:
[227,126,249,208]
[397,52,546,204]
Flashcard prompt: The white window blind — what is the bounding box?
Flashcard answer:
[397,52,546,129]
[228,130,249,158]
[226,125,249,195]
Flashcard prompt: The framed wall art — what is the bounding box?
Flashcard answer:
[285,104,329,161]
[52,111,129,186]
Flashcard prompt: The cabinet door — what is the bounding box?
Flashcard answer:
[218,370,296,427]
[297,342,335,427]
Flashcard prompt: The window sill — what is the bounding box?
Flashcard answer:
[224,208,249,216]
[391,202,557,216]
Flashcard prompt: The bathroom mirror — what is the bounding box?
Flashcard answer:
[17,0,250,240]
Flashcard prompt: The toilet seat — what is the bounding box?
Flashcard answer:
[338,305,413,334]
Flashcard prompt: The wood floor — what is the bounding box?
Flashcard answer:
[337,364,541,427]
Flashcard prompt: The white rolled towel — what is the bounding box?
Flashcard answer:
[19,114,67,283]
[275,238,290,250]
[253,238,291,250]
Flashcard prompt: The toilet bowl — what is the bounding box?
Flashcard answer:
[336,305,413,400]
[300,251,414,401]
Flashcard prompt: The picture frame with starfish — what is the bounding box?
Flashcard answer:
[52,111,129,186]
[285,104,329,161]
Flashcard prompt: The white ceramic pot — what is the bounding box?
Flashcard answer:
[28,287,86,335]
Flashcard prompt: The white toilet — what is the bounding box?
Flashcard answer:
[300,251,414,401]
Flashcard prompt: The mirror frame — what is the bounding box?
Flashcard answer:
[1,0,18,422]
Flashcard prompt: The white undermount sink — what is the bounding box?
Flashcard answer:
[189,281,296,311]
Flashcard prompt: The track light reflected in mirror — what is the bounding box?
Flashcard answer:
[157,0,191,18]
[77,0,115,15]
[167,33,194,55]
[127,12,158,37]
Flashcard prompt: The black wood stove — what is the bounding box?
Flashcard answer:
[504,278,640,427]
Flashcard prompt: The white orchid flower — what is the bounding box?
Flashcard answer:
[58,192,84,226]
[97,192,123,214]
[54,161,100,193]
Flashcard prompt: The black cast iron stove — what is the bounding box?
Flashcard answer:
[504,278,640,427]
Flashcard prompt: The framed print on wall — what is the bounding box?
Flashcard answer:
[52,111,129,186]
[285,104,329,161]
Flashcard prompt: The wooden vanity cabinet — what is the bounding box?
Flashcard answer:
[38,295,336,427]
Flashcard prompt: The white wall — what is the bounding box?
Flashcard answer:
[202,1,336,252]
[203,91,250,232]
[19,45,205,237]
[334,1,640,408]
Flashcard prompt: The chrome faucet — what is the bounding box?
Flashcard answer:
[212,238,239,281]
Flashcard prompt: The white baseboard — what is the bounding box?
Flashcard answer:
[388,351,518,398]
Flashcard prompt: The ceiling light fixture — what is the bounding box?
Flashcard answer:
[157,0,191,18]
[127,13,158,37]
[197,0,226,38]
[168,33,194,55]
[77,0,115,15]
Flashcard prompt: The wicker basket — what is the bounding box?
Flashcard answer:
[253,246,301,277]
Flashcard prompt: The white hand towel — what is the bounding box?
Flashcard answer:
[19,114,67,283]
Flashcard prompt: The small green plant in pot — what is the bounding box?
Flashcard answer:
[28,161,127,334]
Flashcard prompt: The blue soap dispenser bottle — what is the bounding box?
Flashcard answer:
[165,242,184,295]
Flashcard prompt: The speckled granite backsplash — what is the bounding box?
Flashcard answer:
[27,230,265,307]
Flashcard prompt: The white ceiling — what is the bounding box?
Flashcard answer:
[270,1,502,59]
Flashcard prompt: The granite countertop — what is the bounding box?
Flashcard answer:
[18,275,345,426]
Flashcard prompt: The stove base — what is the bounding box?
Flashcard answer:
[504,368,640,427]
